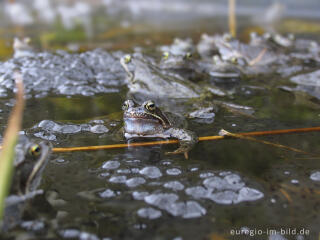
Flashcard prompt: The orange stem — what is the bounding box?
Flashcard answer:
[52,126,320,153]
[229,0,236,37]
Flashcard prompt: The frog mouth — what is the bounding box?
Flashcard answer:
[124,112,161,122]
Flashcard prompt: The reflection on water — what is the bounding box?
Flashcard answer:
[0,1,320,240]
[1,0,320,61]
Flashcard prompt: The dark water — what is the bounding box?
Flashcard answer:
[0,1,320,240]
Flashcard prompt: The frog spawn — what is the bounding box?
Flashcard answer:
[1,33,318,102]
[2,33,319,238]
[95,158,263,220]
[0,49,126,98]
[29,119,110,142]
[289,70,320,100]
[310,171,320,181]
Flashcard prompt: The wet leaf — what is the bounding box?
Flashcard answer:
[0,73,25,220]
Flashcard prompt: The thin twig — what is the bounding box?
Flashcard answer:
[281,183,320,195]
[219,129,317,157]
[279,188,292,203]
[50,126,320,153]
[249,48,267,66]
[53,139,179,152]
[229,0,236,38]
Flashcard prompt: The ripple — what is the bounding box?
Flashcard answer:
[131,168,140,174]
[144,193,179,208]
[208,190,238,204]
[166,168,182,176]
[90,125,109,134]
[117,169,131,174]
[185,186,210,199]
[164,181,184,191]
[34,131,57,141]
[58,229,99,240]
[139,166,162,179]
[167,201,206,218]
[99,172,110,178]
[235,187,264,203]
[137,207,162,219]
[132,191,149,200]
[269,233,288,240]
[290,70,320,100]
[199,172,214,178]
[203,174,245,191]
[161,160,172,166]
[102,161,120,170]
[59,229,80,239]
[99,189,116,198]
[188,107,215,123]
[189,167,199,172]
[79,232,100,240]
[126,177,146,188]
[310,171,320,181]
[109,175,127,183]
[21,220,45,232]
[59,124,81,134]
[52,158,69,165]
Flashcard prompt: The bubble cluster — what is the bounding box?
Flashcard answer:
[0,49,126,98]
[31,120,109,141]
[310,171,320,181]
[185,172,263,204]
[99,156,264,218]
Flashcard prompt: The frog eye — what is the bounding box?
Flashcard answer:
[162,52,169,60]
[145,101,156,111]
[122,100,135,110]
[24,37,31,44]
[223,34,232,42]
[231,57,238,64]
[29,144,41,157]
[263,33,271,39]
[122,100,130,110]
[185,52,192,59]
[212,55,220,64]
[288,33,295,41]
[124,54,131,64]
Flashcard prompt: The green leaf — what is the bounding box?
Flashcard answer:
[0,73,25,221]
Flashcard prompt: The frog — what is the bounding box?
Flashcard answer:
[198,54,243,79]
[196,33,229,60]
[13,37,34,58]
[197,33,280,75]
[159,51,194,71]
[122,99,198,159]
[159,51,205,82]
[159,39,242,80]
[1,136,52,232]
[120,53,202,99]
[159,38,195,56]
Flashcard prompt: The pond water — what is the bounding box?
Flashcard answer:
[0,1,320,240]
